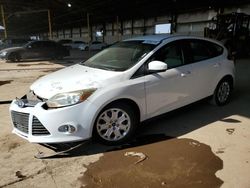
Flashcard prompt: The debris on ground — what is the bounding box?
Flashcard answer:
[124,151,148,164]
[189,141,200,147]
[15,171,26,179]
[226,128,235,135]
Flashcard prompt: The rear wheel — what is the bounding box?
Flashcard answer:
[94,103,138,145]
[212,78,233,106]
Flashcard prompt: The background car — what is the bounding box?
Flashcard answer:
[0,40,70,62]
[68,41,87,49]
[57,39,73,50]
[0,38,30,50]
[78,41,107,50]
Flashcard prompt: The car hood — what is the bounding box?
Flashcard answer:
[0,46,24,53]
[30,64,124,99]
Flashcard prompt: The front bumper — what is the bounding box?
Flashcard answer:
[9,99,98,143]
[0,54,7,60]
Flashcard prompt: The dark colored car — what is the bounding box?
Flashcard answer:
[0,38,30,50]
[0,40,70,62]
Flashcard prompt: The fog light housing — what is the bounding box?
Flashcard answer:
[58,125,76,134]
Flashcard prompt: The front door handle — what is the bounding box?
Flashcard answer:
[181,71,191,77]
[213,63,220,68]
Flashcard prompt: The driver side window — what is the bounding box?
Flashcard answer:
[150,41,183,69]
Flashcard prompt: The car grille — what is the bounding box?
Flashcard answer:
[11,111,29,134]
[32,116,50,136]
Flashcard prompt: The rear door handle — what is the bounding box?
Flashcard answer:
[181,71,191,77]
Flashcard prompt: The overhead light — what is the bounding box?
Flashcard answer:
[67,3,72,8]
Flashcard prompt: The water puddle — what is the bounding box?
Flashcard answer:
[79,135,223,188]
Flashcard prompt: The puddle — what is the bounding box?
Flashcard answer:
[79,136,223,188]
[0,80,13,86]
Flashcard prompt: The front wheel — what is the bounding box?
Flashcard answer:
[94,103,138,145]
[8,53,21,62]
[212,78,233,106]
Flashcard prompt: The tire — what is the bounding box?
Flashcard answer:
[212,78,233,106]
[93,103,138,145]
[56,56,64,60]
[8,53,21,62]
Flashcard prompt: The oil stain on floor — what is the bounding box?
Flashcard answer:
[0,80,13,86]
[17,63,51,66]
[79,135,223,188]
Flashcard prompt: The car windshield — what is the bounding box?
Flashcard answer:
[81,41,156,71]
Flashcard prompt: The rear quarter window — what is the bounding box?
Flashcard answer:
[189,39,223,62]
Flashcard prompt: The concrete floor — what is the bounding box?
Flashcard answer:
[0,52,249,188]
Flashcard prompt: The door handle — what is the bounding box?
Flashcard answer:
[213,63,220,68]
[181,71,191,77]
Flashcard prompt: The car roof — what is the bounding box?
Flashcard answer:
[124,34,223,47]
[125,34,172,42]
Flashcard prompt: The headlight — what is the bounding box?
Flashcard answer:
[0,51,7,56]
[46,88,96,108]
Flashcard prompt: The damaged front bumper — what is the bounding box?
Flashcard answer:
[9,96,98,143]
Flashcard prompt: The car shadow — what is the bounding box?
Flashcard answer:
[37,58,250,159]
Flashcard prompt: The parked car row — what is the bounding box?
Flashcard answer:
[0,39,109,62]
[57,39,86,49]
[57,39,107,50]
[78,41,107,50]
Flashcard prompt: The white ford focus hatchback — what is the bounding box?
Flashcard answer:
[10,35,235,145]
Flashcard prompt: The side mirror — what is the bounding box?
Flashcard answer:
[27,45,32,49]
[148,61,168,73]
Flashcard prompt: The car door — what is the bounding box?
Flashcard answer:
[144,41,195,119]
[181,39,224,100]
[43,41,57,58]
[23,41,43,59]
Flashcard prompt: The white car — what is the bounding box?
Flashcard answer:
[10,35,235,145]
[78,41,107,51]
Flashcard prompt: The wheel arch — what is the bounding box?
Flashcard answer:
[7,51,21,62]
[214,74,234,93]
[90,98,141,137]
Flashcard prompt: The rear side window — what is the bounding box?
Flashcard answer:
[188,39,223,62]
[44,41,56,47]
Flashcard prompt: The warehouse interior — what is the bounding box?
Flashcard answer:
[0,0,250,188]
[1,0,250,43]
